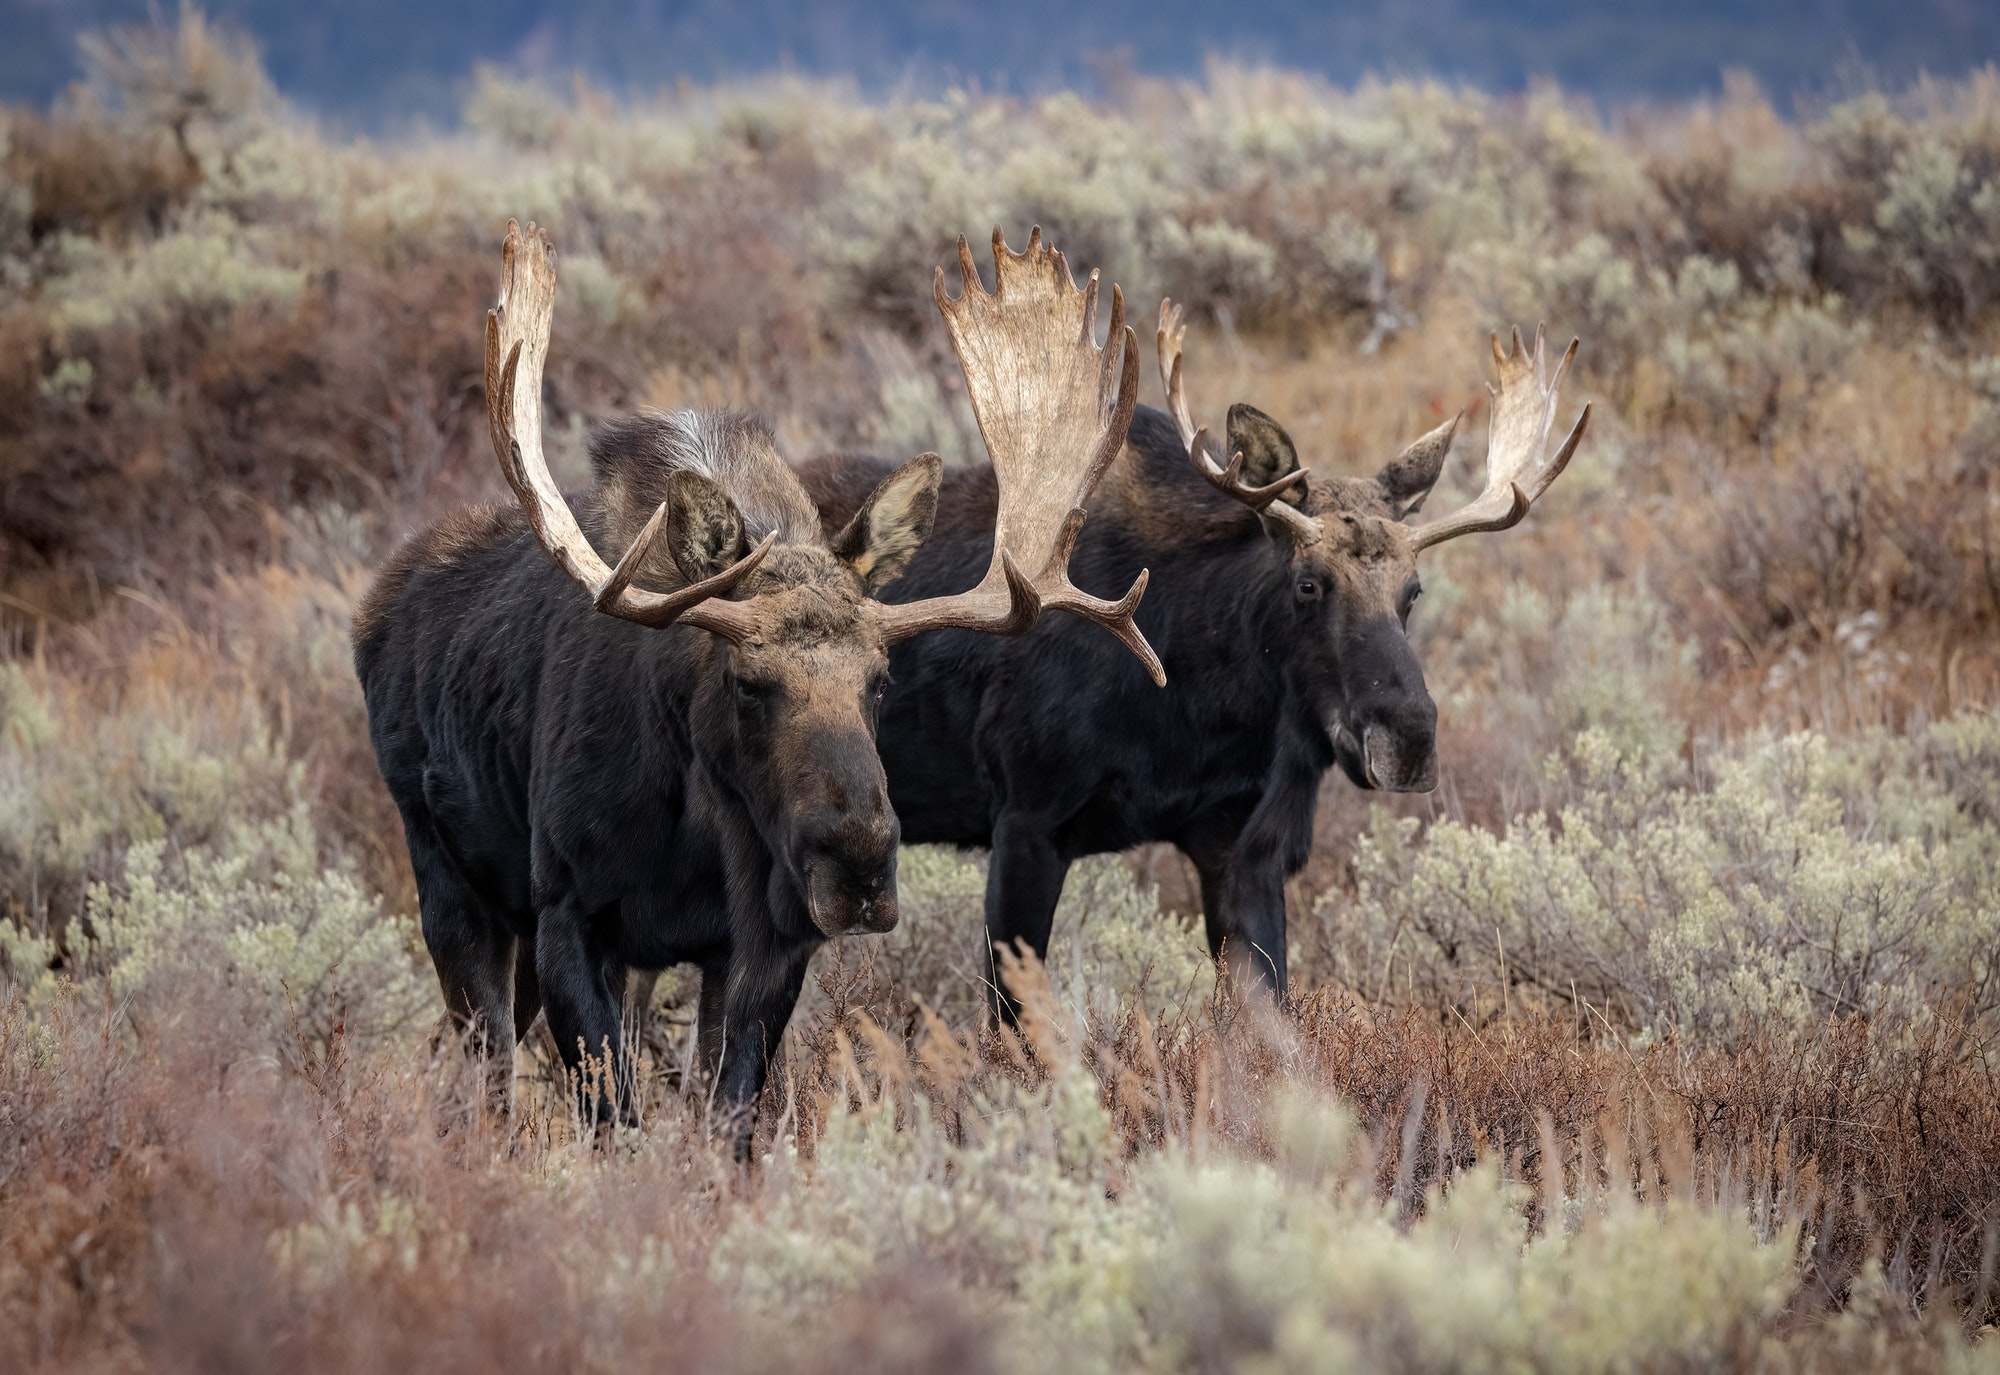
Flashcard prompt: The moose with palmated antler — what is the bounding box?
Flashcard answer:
[802,302,1589,1020]
[352,222,1155,1148]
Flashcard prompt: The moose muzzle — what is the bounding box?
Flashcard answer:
[1335,625,1439,794]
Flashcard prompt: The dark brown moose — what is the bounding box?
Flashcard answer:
[353,221,1155,1147]
[801,301,1589,1019]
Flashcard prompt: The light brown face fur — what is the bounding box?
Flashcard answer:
[583,422,945,937]
[1298,477,1425,628]
[694,502,929,937]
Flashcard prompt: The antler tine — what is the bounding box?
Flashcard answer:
[1157,298,1196,448]
[1156,297,1317,542]
[1406,323,1590,553]
[1034,504,1160,679]
[486,219,771,641]
[880,229,1163,685]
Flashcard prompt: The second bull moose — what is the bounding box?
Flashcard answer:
[353,222,1158,1148]
[802,303,1589,1020]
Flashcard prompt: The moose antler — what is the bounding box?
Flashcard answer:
[1405,324,1590,552]
[879,228,1163,686]
[485,220,771,642]
[1156,300,1321,544]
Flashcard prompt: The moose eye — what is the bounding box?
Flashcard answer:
[735,677,769,706]
[1295,578,1322,601]
[1399,583,1422,622]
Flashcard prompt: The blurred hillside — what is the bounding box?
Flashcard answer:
[4,0,2000,126]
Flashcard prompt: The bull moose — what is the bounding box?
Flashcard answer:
[353,221,1158,1145]
[800,302,1589,1019]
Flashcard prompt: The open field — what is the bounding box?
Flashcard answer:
[3,12,1999,1371]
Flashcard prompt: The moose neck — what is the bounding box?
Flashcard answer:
[1141,516,1322,744]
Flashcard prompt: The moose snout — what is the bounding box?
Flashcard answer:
[1336,638,1440,794]
[795,762,901,936]
[802,845,900,936]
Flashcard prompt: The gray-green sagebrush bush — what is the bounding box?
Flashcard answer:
[1317,716,2000,1039]
[3,801,429,1053]
[696,1022,1816,1375]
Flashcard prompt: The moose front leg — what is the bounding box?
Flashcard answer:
[1186,847,1289,1001]
[984,810,1073,1027]
[710,941,815,1161]
[536,896,632,1130]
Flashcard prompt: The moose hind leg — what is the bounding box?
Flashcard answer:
[695,960,728,1087]
[984,813,1071,1027]
[408,824,520,1108]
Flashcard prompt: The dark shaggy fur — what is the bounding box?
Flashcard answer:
[356,409,917,1150]
[799,403,1438,1016]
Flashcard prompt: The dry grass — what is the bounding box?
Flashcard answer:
[3,961,1996,1373]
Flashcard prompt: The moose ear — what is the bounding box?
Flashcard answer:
[832,453,943,593]
[663,470,749,584]
[1224,403,1303,497]
[1373,412,1461,520]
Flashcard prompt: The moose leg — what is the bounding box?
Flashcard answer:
[536,897,630,1129]
[513,946,544,1043]
[711,943,814,1161]
[695,960,728,1086]
[408,823,520,1108]
[1188,848,1289,1001]
[984,812,1071,1027]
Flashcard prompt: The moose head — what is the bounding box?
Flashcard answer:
[1156,302,1590,794]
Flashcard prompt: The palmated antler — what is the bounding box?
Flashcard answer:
[485,220,771,642]
[1156,299,1320,545]
[1404,324,1590,552]
[879,228,1163,685]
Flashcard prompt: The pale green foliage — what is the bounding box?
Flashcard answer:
[1151,218,1279,314]
[714,1053,1121,1321]
[853,331,985,464]
[705,1049,1798,1375]
[1127,1155,1791,1375]
[47,213,304,338]
[821,848,1212,1032]
[76,804,429,1048]
[0,117,31,290]
[0,656,285,933]
[1412,581,1695,815]
[0,563,363,934]
[1046,856,1215,1023]
[1323,720,2000,1037]
[79,0,274,172]
[0,914,56,1000]
[272,1195,466,1287]
[1667,293,1867,431]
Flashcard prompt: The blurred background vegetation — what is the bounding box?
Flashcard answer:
[5,0,2000,126]
[3,7,2000,1371]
